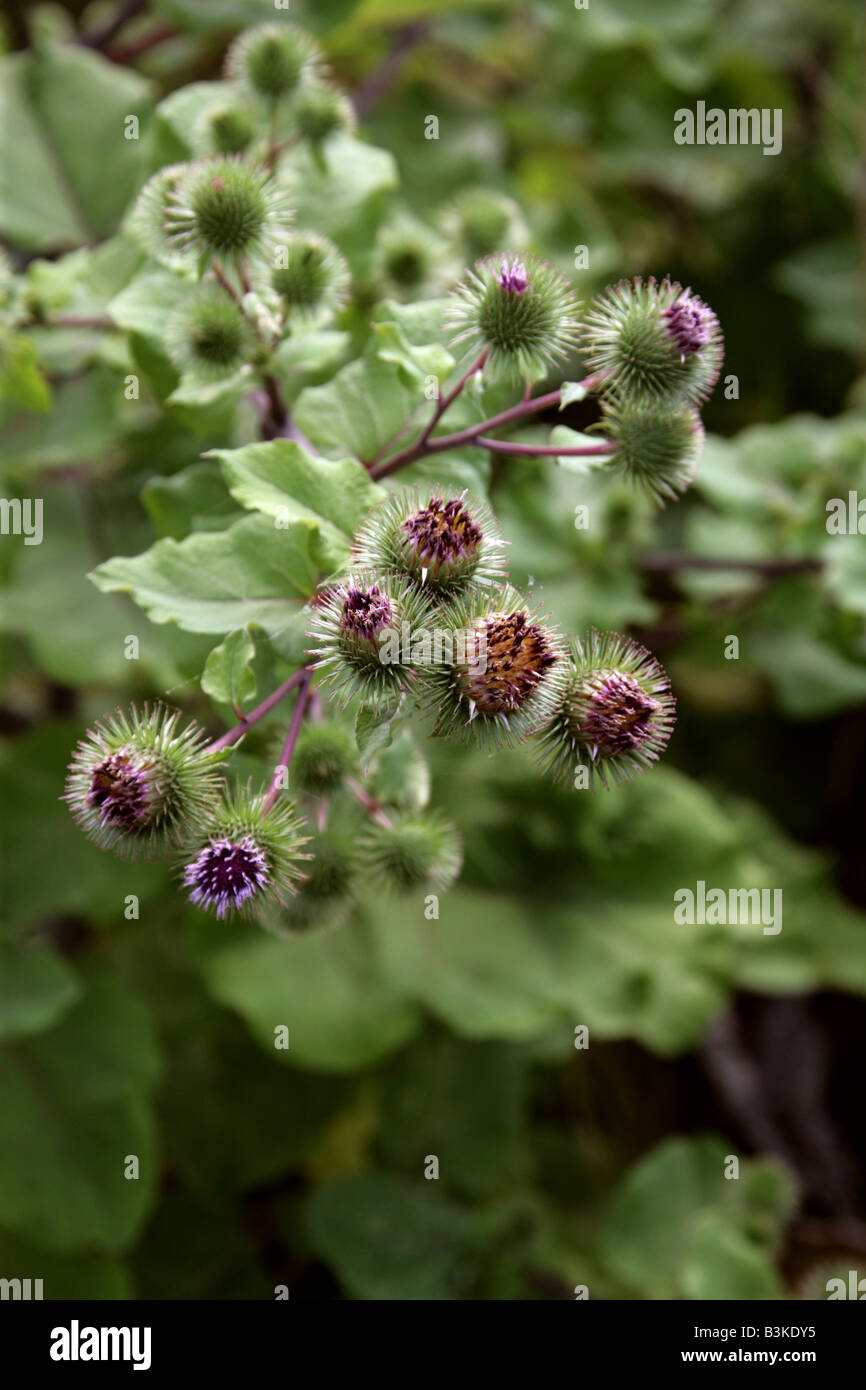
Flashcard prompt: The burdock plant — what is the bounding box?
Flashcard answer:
[306,571,431,711]
[447,253,580,380]
[537,631,676,789]
[352,488,507,597]
[181,786,309,920]
[65,705,225,858]
[581,276,723,405]
[59,15,727,938]
[421,584,568,747]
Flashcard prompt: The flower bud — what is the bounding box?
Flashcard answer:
[65,705,225,858]
[581,277,723,405]
[441,186,528,261]
[268,232,350,324]
[166,286,255,382]
[128,164,190,269]
[537,631,675,788]
[269,826,360,935]
[306,570,430,711]
[291,722,356,796]
[600,395,704,505]
[447,253,580,381]
[361,811,462,894]
[225,23,320,102]
[352,487,507,598]
[421,584,568,748]
[181,786,308,920]
[193,102,257,156]
[165,156,293,265]
[290,78,355,149]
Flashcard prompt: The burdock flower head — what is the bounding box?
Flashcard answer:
[352,487,507,597]
[447,252,580,381]
[65,705,225,858]
[127,164,191,270]
[599,394,705,505]
[269,824,360,936]
[422,583,568,748]
[537,631,675,788]
[306,570,430,710]
[225,22,321,102]
[166,285,256,383]
[192,101,258,157]
[290,77,356,150]
[164,156,293,266]
[182,786,308,920]
[266,232,350,324]
[581,277,723,405]
[361,810,462,894]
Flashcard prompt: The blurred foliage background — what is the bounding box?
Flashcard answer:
[0,0,865,1300]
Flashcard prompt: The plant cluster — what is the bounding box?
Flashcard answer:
[52,18,726,933]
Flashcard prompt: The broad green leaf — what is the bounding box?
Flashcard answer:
[285,135,398,263]
[210,439,384,569]
[141,461,240,540]
[108,268,192,343]
[0,1233,133,1299]
[0,972,159,1252]
[202,919,420,1072]
[0,943,81,1041]
[89,513,322,639]
[756,630,866,718]
[0,45,153,251]
[306,1173,477,1300]
[201,627,257,710]
[601,1137,792,1299]
[294,338,419,463]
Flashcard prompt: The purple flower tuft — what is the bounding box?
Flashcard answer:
[662,292,713,357]
[183,835,270,919]
[579,672,660,759]
[340,582,394,641]
[498,256,528,295]
[402,495,482,574]
[87,753,151,830]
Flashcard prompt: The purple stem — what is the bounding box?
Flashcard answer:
[205,669,308,753]
[261,672,312,815]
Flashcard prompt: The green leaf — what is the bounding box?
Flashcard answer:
[294,337,419,463]
[210,439,384,570]
[0,1232,133,1299]
[355,702,399,772]
[285,134,398,264]
[756,631,866,718]
[141,461,240,540]
[559,380,589,407]
[0,335,52,413]
[550,424,608,472]
[0,972,160,1252]
[306,1173,477,1300]
[201,627,257,710]
[0,943,81,1042]
[0,45,153,251]
[89,513,322,641]
[202,920,419,1073]
[368,730,430,809]
[108,268,192,345]
[600,1137,791,1299]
